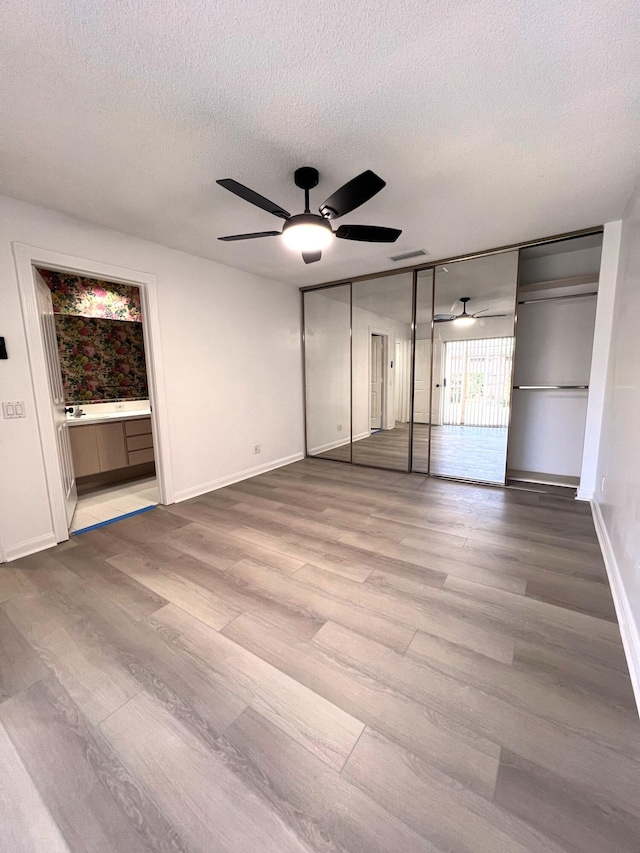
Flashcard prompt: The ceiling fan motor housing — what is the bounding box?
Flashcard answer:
[294,167,320,190]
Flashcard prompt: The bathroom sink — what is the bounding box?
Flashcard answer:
[66,409,151,425]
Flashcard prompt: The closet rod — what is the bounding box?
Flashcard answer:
[513,385,589,390]
[518,291,597,305]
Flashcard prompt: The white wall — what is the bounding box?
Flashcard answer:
[579,222,622,499]
[593,180,640,709]
[0,195,304,560]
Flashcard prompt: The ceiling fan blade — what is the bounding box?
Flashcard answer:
[434,314,455,322]
[302,250,322,264]
[473,312,508,318]
[218,231,280,241]
[216,179,290,219]
[335,225,401,243]
[319,171,386,219]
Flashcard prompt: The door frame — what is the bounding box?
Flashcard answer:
[13,242,174,543]
[369,333,384,431]
[367,327,391,433]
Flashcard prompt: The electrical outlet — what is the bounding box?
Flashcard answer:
[337,423,342,432]
[253,444,261,454]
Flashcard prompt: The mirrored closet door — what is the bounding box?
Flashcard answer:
[427,251,519,484]
[303,284,351,462]
[302,232,600,490]
[351,272,413,470]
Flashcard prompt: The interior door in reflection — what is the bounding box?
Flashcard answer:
[370,335,383,430]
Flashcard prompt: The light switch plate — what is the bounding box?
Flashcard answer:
[2,401,25,419]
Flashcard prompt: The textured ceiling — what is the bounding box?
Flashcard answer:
[1,1,638,287]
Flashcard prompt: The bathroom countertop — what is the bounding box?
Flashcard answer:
[66,409,151,426]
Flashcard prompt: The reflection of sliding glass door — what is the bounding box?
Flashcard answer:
[441,338,514,427]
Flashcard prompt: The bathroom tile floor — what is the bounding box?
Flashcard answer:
[70,477,159,532]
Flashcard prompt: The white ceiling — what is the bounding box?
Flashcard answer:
[1,1,638,287]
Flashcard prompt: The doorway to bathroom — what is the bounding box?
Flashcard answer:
[15,243,172,544]
[36,268,159,533]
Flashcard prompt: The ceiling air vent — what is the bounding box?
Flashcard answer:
[389,249,429,262]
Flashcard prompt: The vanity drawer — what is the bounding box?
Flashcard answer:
[126,433,154,452]
[124,417,152,437]
[128,447,155,465]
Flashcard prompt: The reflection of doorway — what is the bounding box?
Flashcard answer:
[413,339,430,423]
[370,334,383,431]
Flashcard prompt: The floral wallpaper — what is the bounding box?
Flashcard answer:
[38,269,148,403]
[38,269,142,322]
[55,315,148,403]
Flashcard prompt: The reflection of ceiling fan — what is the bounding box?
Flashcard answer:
[434,296,508,326]
[217,167,401,264]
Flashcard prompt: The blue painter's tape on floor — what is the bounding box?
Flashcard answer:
[72,504,156,535]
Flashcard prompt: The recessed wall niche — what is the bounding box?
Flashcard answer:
[37,270,149,404]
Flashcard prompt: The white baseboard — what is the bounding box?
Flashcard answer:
[591,500,640,717]
[173,452,305,503]
[4,532,59,562]
[308,431,371,455]
[576,487,594,501]
[308,437,351,455]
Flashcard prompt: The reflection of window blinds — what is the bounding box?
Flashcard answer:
[442,337,514,427]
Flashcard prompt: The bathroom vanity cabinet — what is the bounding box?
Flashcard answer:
[69,416,153,477]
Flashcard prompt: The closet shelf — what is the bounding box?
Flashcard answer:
[518,291,597,305]
[513,385,589,390]
[518,273,599,293]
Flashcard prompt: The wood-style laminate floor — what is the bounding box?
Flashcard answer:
[316,422,508,483]
[1,458,639,852]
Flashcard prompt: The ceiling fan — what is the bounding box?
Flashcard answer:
[434,296,508,326]
[217,167,401,264]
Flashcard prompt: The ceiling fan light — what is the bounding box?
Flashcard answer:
[282,216,333,252]
[453,315,476,327]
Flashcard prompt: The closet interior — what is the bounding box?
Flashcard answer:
[507,233,602,490]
